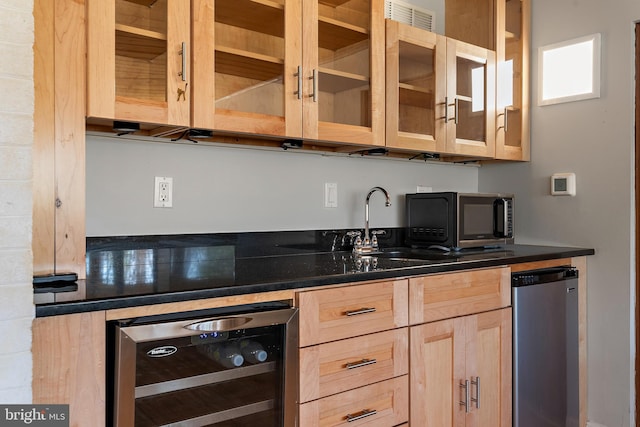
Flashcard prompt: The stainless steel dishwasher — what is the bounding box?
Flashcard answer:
[512,266,579,427]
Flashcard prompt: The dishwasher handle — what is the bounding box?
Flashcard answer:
[512,266,578,287]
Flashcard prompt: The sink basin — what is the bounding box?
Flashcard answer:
[377,248,461,262]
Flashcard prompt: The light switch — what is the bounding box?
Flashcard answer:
[324,183,338,208]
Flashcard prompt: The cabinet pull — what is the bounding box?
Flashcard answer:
[345,358,377,370]
[459,379,470,413]
[498,107,509,132]
[453,97,459,125]
[471,376,480,409]
[294,65,302,100]
[178,41,187,82]
[344,307,376,316]
[346,409,377,422]
[309,69,318,102]
[444,96,449,122]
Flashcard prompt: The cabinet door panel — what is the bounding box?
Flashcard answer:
[410,318,465,427]
[304,0,385,146]
[87,0,191,126]
[468,308,512,427]
[445,39,496,158]
[191,0,303,137]
[385,20,446,153]
[298,279,408,347]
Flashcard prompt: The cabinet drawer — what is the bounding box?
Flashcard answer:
[299,376,408,426]
[299,328,408,403]
[297,280,408,347]
[409,267,510,324]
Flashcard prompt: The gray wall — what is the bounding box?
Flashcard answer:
[86,134,478,236]
[480,1,638,426]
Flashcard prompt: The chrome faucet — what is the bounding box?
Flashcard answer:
[354,186,391,255]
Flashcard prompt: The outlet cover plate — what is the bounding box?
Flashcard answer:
[154,176,173,208]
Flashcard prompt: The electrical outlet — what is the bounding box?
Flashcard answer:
[154,177,173,208]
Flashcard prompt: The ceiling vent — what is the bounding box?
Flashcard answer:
[384,0,435,32]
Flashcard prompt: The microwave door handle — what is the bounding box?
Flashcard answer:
[493,199,507,237]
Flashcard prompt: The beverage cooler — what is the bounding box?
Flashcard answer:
[109,303,298,426]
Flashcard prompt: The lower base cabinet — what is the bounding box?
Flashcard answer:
[299,376,408,426]
[410,307,512,427]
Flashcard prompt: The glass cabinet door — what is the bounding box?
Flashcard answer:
[496,0,530,160]
[386,20,446,153]
[303,0,384,146]
[191,0,302,137]
[87,0,191,126]
[445,38,496,158]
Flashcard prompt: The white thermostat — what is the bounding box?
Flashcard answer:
[551,173,576,196]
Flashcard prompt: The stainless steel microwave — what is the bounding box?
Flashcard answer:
[405,192,514,249]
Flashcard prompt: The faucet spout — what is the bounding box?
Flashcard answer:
[361,186,391,253]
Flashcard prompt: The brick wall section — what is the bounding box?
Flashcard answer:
[0,0,34,403]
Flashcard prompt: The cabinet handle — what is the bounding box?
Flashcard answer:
[345,358,377,370]
[344,307,376,316]
[179,42,187,82]
[446,97,458,124]
[471,376,480,409]
[294,65,302,100]
[453,97,459,125]
[346,409,377,422]
[444,96,449,122]
[459,379,470,413]
[309,69,318,102]
[498,107,509,132]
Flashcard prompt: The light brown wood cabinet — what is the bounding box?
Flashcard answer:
[297,279,409,425]
[410,308,512,427]
[33,0,86,278]
[86,0,191,126]
[408,266,512,426]
[191,0,385,146]
[385,20,496,159]
[445,0,530,161]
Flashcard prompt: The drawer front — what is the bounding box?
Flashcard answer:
[299,376,408,426]
[297,280,408,347]
[409,267,510,324]
[299,328,409,403]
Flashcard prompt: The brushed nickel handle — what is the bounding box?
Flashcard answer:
[345,358,377,370]
[346,409,377,422]
[454,97,459,125]
[178,42,187,82]
[344,307,376,316]
[471,376,480,409]
[444,96,449,121]
[310,69,318,102]
[460,379,470,413]
[294,65,302,100]
[504,108,509,133]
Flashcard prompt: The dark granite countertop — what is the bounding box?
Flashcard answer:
[34,230,594,317]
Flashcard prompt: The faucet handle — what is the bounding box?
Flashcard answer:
[371,229,386,236]
[342,230,361,246]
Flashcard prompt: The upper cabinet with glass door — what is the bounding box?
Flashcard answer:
[191,0,302,137]
[445,0,530,161]
[303,0,385,146]
[192,0,385,146]
[495,0,530,160]
[385,19,446,153]
[445,39,496,157]
[87,0,191,126]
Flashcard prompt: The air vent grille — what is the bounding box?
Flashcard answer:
[384,0,435,32]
